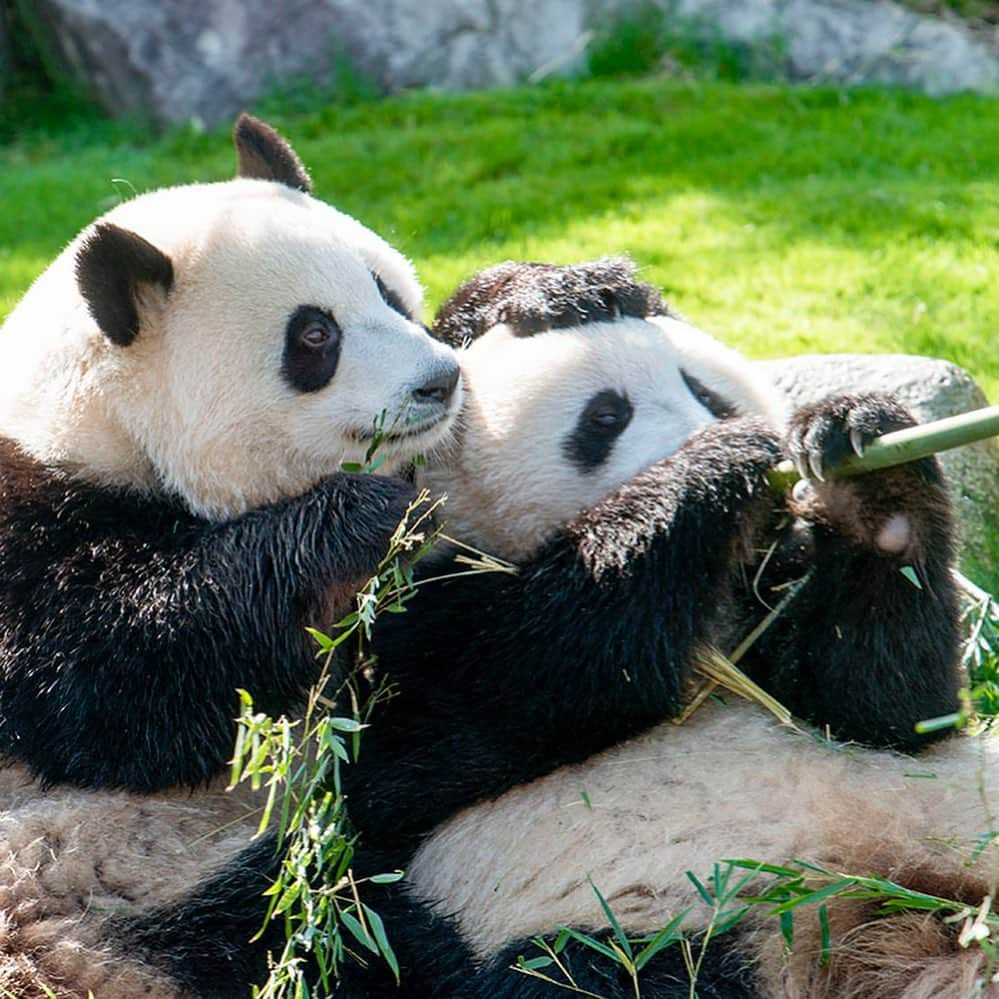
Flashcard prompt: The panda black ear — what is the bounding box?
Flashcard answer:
[75,223,174,347]
[233,114,312,194]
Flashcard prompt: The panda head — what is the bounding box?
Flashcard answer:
[0,115,460,520]
[420,259,784,560]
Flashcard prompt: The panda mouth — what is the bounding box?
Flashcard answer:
[351,412,450,445]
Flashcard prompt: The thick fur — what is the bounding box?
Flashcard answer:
[432,257,676,345]
[0,762,267,998]
[412,701,998,997]
[0,117,463,992]
[115,261,962,996]
[0,116,461,792]
[0,436,414,790]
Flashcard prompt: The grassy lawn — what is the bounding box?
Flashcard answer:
[1,78,996,586]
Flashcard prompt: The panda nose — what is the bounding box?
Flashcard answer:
[412,364,460,406]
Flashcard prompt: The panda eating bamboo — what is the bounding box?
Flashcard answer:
[0,114,461,794]
[0,115,463,997]
[115,260,978,999]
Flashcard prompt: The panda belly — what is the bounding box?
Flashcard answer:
[0,763,263,998]
[406,701,997,990]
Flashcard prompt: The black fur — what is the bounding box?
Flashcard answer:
[75,223,174,347]
[562,389,634,471]
[746,394,960,747]
[112,417,785,995]
[234,113,312,193]
[113,268,962,997]
[347,418,786,850]
[282,305,344,393]
[433,258,676,347]
[373,272,413,320]
[0,437,416,791]
[116,838,472,998]
[457,929,758,998]
[682,370,738,419]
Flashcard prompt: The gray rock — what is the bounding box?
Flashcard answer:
[24,0,999,126]
[25,0,588,126]
[757,354,998,573]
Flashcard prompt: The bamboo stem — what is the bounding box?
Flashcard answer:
[769,403,999,493]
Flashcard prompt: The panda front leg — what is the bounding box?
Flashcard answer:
[749,393,961,750]
[112,836,473,998]
[347,418,785,845]
[456,927,756,998]
[0,465,418,793]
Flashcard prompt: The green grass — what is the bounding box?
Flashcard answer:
[1,78,996,587]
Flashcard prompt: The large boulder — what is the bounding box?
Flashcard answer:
[757,354,998,577]
[16,0,999,126]
[664,0,998,94]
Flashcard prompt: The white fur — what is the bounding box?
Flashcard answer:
[407,701,998,957]
[0,178,460,520]
[418,314,784,560]
[0,171,461,994]
[0,762,262,997]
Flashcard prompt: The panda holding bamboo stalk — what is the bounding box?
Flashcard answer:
[112,260,999,999]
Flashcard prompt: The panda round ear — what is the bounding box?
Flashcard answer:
[75,223,174,347]
[233,113,312,194]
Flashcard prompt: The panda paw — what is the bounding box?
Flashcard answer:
[785,394,949,560]
[785,393,916,483]
[681,418,784,513]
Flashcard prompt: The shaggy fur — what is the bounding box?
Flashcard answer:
[0,115,461,792]
[409,702,999,997]
[108,261,965,999]
[0,761,268,998]
[0,436,416,791]
[432,257,676,345]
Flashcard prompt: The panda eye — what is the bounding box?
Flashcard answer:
[563,389,634,471]
[300,321,331,349]
[591,409,621,427]
[681,370,737,419]
[283,306,343,393]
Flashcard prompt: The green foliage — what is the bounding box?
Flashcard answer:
[587,3,672,79]
[918,574,999,734]
[517,856,999,996]
[255,51,382,121]
[586,2,787,83]
[899,0,999,22]
[230,493,442,996]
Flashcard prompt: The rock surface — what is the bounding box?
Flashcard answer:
[19,0,999,126]
[667,0,998,94]
[758,354,998,570]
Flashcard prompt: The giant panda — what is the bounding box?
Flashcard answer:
[0,114,462,996]
[0,112,461,793]
[115,259,970,998]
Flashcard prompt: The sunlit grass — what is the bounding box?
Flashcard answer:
[1,77,995,585]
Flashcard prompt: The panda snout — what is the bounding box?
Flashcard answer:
[411,363,461,407]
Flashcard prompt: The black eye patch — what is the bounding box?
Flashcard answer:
[373,272,412,320]
[282,305,343,393]
[681,370,737,419]
[562,389,634,472]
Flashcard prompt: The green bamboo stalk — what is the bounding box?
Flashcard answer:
[768,403,999,493]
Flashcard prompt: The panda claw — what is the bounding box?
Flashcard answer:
[808,452,826,482]
[850,427,865,458]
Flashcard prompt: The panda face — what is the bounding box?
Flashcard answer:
[133,185,460,518]
[418,313,782,561]
[0,176,461,520]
